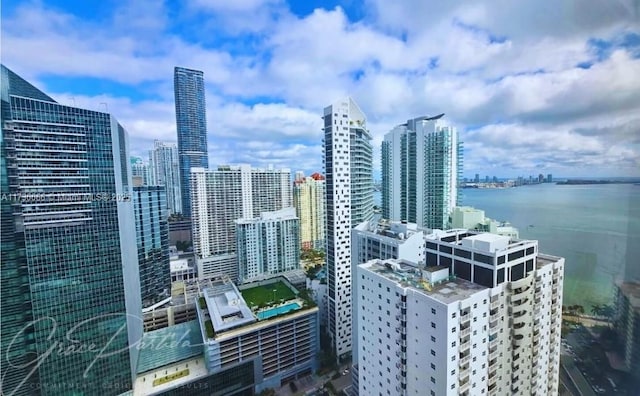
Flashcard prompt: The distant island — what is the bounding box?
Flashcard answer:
[556,179,640,185]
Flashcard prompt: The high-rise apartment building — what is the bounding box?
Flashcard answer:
[293,172,326,250]
[190,165,292,281]
[355,230,564,396]
[0,65,142,395]
[382,114,463,229]
[351,219,427,392]
[322,97,373,362]
[236,207,301,283]
[149,140,182,214]
[133,186,171,309]
[174,66,208,218]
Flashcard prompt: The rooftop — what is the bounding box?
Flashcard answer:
[197,277,311,338]
[428,229,535,254]
[134,356,208,396]
[170,258,193,273]
[356,218,426,241]
[363,259,487,305]
[201,279,255,333]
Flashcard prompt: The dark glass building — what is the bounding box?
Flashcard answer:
[0,65,142,395]
[133,186,170,308]
[174,66,208,218]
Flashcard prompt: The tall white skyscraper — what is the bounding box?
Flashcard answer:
[322,97,373,362]
[190,165,292,281]
[293,172,326,250]
[236,207,301,283]
[382,114,463,229]
[149,140,182,215]
[356,230,564,396]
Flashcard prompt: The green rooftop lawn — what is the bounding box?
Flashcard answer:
[241,281,296,308]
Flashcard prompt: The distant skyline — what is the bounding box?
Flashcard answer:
[2,0,639,178]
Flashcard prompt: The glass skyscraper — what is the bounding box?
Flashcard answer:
[0,65,142,396]
[133,186,170,309]
[174,66,208,218]
[382,114,463,229]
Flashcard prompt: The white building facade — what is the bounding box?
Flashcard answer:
[149,140,182,215]
[322,97,373,362]
[236,207,301,283]
[356,230,564,396]
[351,219,427,392]
[190,165,292,281]
[381,115,463,229]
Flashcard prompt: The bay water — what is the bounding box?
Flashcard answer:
[374,184,640,309]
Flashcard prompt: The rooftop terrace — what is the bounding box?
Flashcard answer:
[358,218,426,241]
[198,277,311,338]
[363,259,487,304]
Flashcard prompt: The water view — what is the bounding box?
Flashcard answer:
[375,183,640,308]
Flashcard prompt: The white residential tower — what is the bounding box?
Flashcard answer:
[322,97,374,362]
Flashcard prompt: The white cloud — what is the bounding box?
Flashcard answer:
[2,0,639,177]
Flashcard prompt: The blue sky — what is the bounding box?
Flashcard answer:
[2,0,639,178]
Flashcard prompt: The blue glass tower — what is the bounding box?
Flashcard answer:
[0,65,142,395]
[132,186,170,308]
[174,66,208,218]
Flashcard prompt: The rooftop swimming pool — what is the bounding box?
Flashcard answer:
[256,302,301,320]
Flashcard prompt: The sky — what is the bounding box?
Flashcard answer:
[2,0,639,179]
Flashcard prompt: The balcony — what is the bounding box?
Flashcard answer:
[491,299,500,309]
[460,327,471,338]
[459,379,470,393]
[459,354,470,367]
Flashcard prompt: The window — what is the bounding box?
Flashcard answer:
[431,322,436,328]
[431,336,436,342]
[431,308,436,314]
[431,363,436,369]
[452,312,457,318]
[451,327,456,333]
[431,350,436,356]
[430,377,436,384]
[451,341,456,347]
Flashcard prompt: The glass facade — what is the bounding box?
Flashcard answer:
[174,67,208,218]
[0,65,140,396]
[133,186,170,308]
[148,140,182,214]
[382,116,462,230]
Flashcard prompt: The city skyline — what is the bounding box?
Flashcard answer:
[2,1,638,179]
